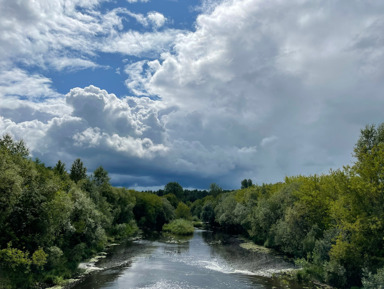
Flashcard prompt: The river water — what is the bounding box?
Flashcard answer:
[72,230,303,289]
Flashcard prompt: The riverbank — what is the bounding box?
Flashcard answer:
[231,235,335,289]
[46,241,134,289]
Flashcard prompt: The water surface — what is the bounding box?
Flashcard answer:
[72,230,301,289]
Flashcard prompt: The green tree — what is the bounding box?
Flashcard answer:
[164,182,184,200]
[175,202,191,220]
[190,198,204,218]
[214,193,247,233]
[201,201,215,225]
[163,193,178,208]
[0,134,29,158]
[69,158,87,183]
[92,166,110,187]
[0,148,23,230]
[248,182,295,245]
[354,124,384,155]
[69,188,107,253]
[0,243,47,288]
[209,183,223,197]
[133,192,172,231]
[322,124,384,287]
[53,160,66,175]
[241,179,253,189]
[363,267,384,289]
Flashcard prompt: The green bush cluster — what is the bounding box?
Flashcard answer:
[162,219,194,235]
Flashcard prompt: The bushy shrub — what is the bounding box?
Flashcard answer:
[362,267,384,289]
[162,219,194,235]
[175,202,191,220]
[111,221,139,240]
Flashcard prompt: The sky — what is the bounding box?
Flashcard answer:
[1,0,384,190]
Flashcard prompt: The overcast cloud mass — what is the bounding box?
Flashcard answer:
[1,0,384,189]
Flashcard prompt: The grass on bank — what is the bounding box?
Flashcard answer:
[162,219,194,235]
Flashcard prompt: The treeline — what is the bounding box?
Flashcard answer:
[146,182,232,203]
[0,135,199,288]
[188,124,384,288]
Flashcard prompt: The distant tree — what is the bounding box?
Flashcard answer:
[0,134,29,158]
[201,202,215,225]
[164,182,184,199]
[175,202,191,220]
[354,123,384,160]
[69,158,87,183]
[54,160,66,175]
[184,189,209,202]
[133,192,171,231]
[210,183,223,197]
[241,179,253,189]
[163,193,178,208]
[241,179,248,189]
[93,166,110,186]
[155,189,165,196]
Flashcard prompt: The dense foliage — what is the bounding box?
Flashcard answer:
[162,219,194,236]
[0,135,140,288]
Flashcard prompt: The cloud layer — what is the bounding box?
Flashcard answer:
[0,0,174,71]
[1,0,384,189]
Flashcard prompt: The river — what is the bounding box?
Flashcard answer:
[71,229,304,289]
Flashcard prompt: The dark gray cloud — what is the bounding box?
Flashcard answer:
[141,0,384,186]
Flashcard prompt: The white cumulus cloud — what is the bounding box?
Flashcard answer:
[126,0,384,185]
[147,12,166,28]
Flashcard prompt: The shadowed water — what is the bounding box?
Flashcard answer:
[72,230,303,289]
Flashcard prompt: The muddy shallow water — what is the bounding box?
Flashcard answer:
[71,229,305,289]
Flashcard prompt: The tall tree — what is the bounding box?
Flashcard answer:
[354,123,384,160]
[54,160,66,175]
[93,166,110,187]
[241,179,248,189]
[164,182,184,199]
[0,134,29,158]
[175,202,191,219]
[210,183,223,197]
[241,179,253,189]
[69,158,87,183]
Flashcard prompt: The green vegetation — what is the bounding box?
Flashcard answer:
[132,191,175,231]
[241,178,253,189]
[175,202,191,219]
[0,134,140,288]
[164,182,184,199]
[162,219,194,235]
[0,135,204,288]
